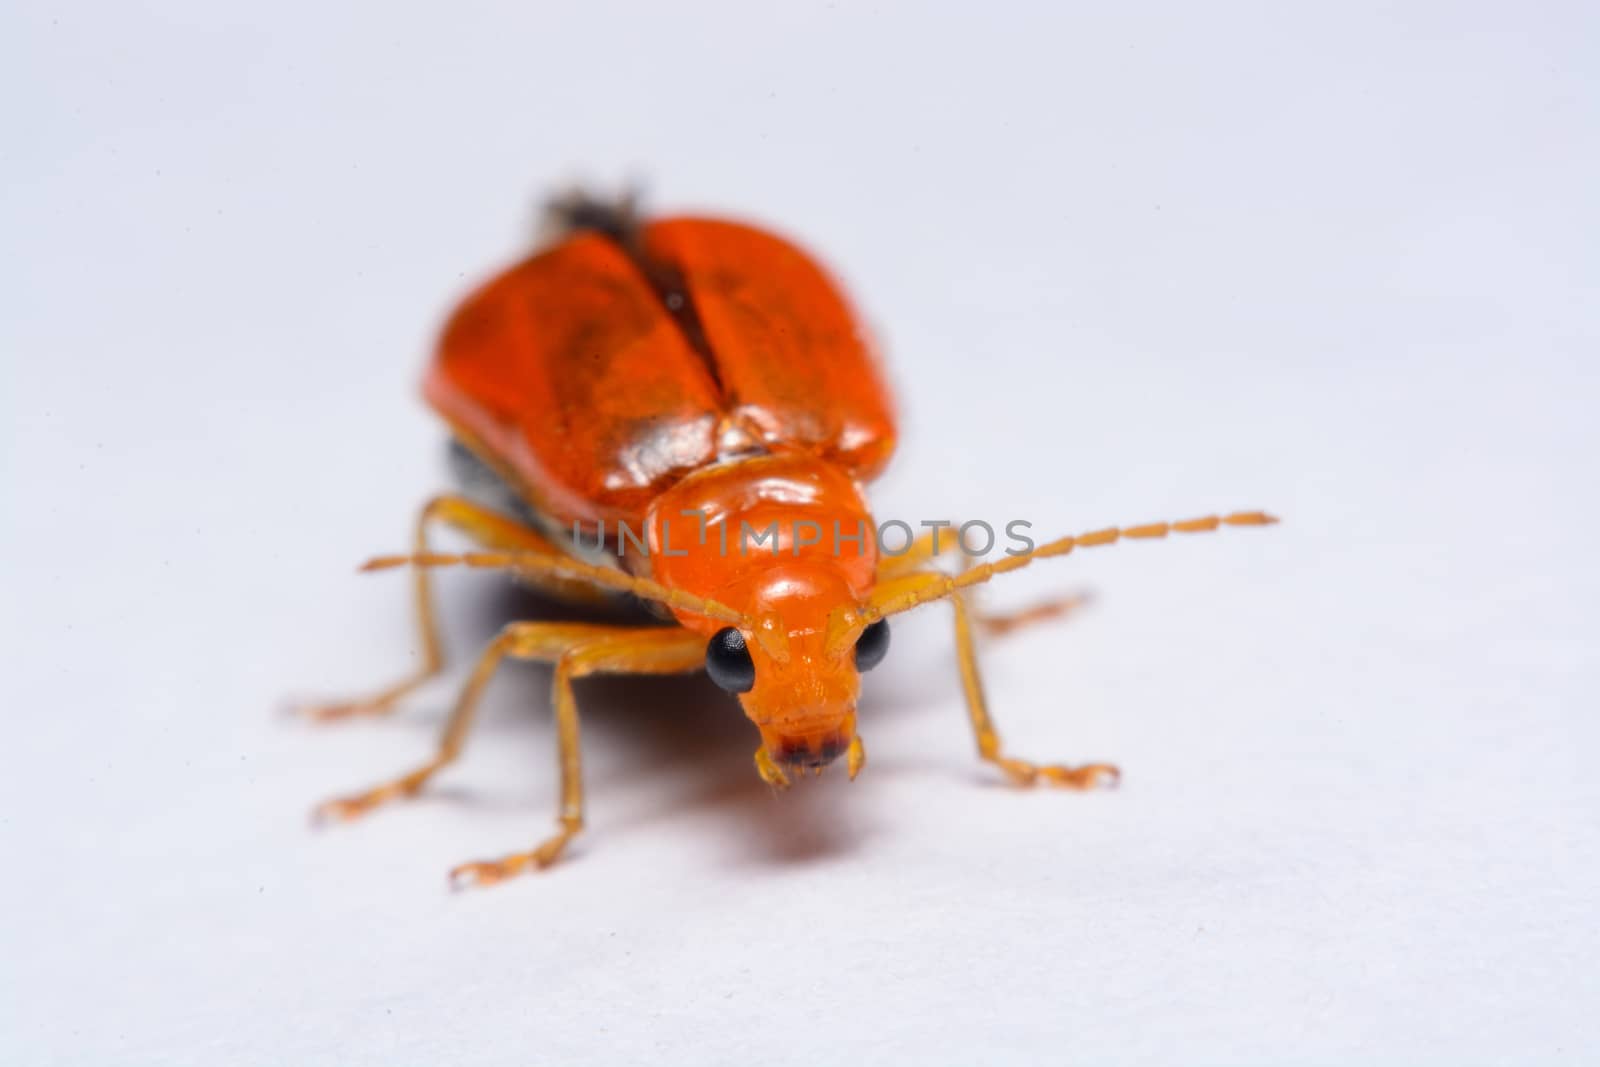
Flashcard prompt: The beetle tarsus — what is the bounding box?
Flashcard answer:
[290,667,437,723]
[995,756,1120,790]
[449,822,581,890]
[310,756,440,826]
[293,696,396,723]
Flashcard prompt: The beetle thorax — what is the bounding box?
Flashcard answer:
[642,453,877,638]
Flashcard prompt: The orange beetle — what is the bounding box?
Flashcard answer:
[307,192,1275,887]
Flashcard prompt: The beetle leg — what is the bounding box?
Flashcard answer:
[299,494,579,722]
[973,593,1093,638]
[951,590,1120,789]
[312,621,705,884]
[446,626,708,888]
[874,569,1118,789]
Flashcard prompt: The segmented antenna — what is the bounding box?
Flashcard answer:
[864,511,1278,619]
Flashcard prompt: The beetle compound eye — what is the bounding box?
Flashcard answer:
[854,619,890,671]
[705,628,756,693]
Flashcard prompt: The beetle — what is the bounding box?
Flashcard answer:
[306,191,1275,887]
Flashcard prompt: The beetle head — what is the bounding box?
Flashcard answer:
[703,561,886,778]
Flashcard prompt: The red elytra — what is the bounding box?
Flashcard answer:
[425,217,896,527]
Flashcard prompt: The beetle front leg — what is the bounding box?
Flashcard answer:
[445,638,589,887]
[315,622,706,885]
[950,591,1120,789]
[871,569,1117,789]
[446,625,707,887]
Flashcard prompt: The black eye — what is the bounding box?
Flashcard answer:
[705,628,756,693]
[854,619,890,671]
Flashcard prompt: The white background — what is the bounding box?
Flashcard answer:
[3,3,1596,1064]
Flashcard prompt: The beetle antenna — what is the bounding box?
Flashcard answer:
[359,550,754,629]
[863,511,1278,620]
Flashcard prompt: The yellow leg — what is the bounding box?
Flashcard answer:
[302,494,577,721]
[975,593,1093,637]
[952,591,1119,789]
[875,568,1117,789]
[315,621,706,886]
